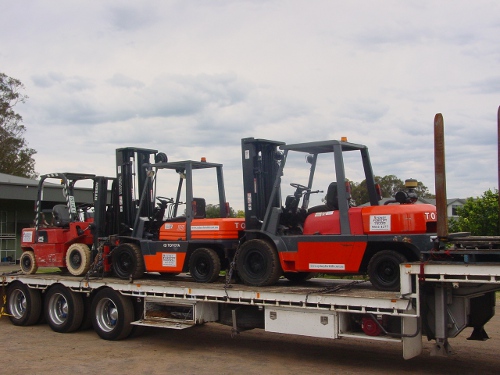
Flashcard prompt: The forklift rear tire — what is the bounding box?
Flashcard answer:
[45,284,84,333]
[112,243,145,280]
[7,281,42,326]
[66,243,92,276]
[91,288,134,340]
[236,239,282,287]
[368,250,407,291]
[20,251,38,274]
[189,247,221,283]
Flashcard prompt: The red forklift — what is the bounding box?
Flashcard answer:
[238,138,437,290]
[20,173,115,276]
[109,148,244,282]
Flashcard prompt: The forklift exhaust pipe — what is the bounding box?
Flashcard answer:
[434,113,448,240]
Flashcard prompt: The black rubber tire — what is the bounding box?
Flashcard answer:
[189,248,221,283]
[284,272,317,283]
[368,250,407,291]
[65,243,92,276]
[91,288,134,340]
[236,239,282,287]
[45,284,84,333]
[128,297,146,338]
[7,281,42,326]
[79,294,93,330]
[20,251,38,274]
[112,243,145,280]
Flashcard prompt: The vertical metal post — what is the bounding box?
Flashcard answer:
[434,113,448,240]
[497,106,500,234]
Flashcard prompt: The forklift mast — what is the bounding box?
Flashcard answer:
[115,147,160,231]
[241,138,285,231]
[91,176,118,248]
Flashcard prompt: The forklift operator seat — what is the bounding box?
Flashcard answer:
[52,204,71,227]
[308,182,339,214]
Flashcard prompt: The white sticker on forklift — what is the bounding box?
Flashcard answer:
[162,253,177,267]
[309,263,345,270]
[369,215,391,231]
[22,231,33,243]
[192,225,220,231]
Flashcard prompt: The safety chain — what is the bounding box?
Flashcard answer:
[223,249,239,298]
[0,276,12,318]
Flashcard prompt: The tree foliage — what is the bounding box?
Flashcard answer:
[205,204,244,218]
[349,175,434,205]
[0,72,37,178]
[448,189,499,236]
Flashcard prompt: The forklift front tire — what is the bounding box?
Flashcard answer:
[66,243,91,276]
[236,239,282,287]
[20,251,38,274]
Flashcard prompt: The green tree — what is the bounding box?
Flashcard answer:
[0,72,37,178]
[350,175,434,205]
[205,204,238,218]
[448,189,499,236]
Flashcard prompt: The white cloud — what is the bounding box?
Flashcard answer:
[1,0,500,208]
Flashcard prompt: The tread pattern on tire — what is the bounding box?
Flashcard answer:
[188,247,221,283]
[236,239,282,287]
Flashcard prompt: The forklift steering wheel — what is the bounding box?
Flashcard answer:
[290,183,309,191]
[156,196,172,204]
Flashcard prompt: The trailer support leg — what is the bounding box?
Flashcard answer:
[431,338,453,357]
[430,285,454,357]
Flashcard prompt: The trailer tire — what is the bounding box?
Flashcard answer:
[45,284,84,333]
[92,288,134,340]
[189,247,221,283]
[368,250,407,291]
[20,251,38,274]
[66,243,92,276]
[112,243,145,280]
[79,294,93,330]
[236,239,282,286]
[7,281,42,326]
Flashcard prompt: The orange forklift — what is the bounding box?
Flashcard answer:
[238,138,437,290]
[109,148,244,282]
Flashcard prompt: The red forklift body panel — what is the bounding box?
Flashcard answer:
[303,208,365,235]
[143,252,187,273]
[21,221,94,267]
[280,242,367,272]
[361,204,436,234]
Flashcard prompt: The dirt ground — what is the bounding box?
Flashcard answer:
[1,266,500,375]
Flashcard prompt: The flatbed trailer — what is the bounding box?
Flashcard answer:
[2,261,500,360]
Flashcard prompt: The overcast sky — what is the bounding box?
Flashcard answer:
[2,0,499,209]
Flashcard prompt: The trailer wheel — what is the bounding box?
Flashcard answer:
[236,239,282,286]
[189,247,221,283]
[79,294,93,330]
[45,284,84,333]
[284,272,317,283]
[66,243,92,276]
[368,250,407,291]
[91,288,134,340]
[20,251,38,274]
[112,243,145,280]
[7,281,42,326]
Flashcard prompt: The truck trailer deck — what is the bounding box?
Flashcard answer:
[3,262,500,360]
